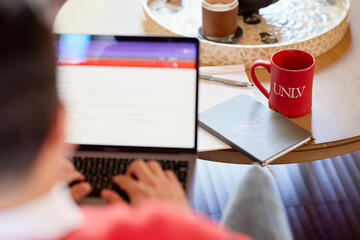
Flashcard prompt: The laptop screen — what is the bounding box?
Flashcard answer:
[56,35,198,151]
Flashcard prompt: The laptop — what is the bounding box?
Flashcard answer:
[55,34,199,203]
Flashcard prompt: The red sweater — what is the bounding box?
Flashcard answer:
[62,202,251,240]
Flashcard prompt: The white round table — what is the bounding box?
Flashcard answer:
[54,0,360,165]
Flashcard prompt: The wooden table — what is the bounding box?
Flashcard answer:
[54,0,360,164]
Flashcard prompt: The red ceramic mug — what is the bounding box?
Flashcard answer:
[250,49,315,118]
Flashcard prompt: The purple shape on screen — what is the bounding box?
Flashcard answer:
[100,41,197,59]
[58,38,197,60]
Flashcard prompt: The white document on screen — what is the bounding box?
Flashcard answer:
[57,65,197,149]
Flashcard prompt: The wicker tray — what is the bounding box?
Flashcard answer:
[143,0,350,68]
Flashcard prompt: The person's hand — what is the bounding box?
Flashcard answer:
[101,159,189,209]
[58,158,92,202]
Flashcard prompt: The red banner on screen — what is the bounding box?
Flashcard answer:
[58,58,196,69]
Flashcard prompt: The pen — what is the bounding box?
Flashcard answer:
[200,74,254,88]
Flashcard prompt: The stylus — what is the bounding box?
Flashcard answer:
[200,74,254,87]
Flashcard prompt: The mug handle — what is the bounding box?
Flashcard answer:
[250,60,271,99]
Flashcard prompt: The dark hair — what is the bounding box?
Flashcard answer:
[0,1,57,177]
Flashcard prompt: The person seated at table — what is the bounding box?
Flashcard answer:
[0,1,293,240]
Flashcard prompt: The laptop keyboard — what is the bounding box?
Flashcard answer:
[71,157,189,201]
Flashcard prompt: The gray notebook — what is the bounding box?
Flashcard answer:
[199,95,312,165]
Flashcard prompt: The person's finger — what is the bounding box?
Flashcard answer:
[164,170,179,182]
[126,159,155,184]
[58,162,85,184]
[65,170,85,184]
[147,160,165,177]
[113,175,145,196]
[71,182,92,202]
[101,189,128,204]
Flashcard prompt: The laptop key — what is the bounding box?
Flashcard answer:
[71,157,189,201]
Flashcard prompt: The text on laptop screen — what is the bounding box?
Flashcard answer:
[56,35,197,149]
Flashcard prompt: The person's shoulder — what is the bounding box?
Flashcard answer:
[61,201,251,240]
